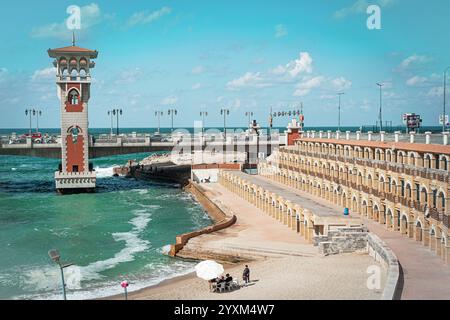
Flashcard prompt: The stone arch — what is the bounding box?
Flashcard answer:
[415,220,423,242]
[400,213,409,235]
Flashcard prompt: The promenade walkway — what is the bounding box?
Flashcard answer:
[241,173,450,300]
[362,218,450,300]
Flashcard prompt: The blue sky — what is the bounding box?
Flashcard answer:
[0,0,449,129]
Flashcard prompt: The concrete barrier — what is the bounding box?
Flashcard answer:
[367,233,401,300]
[169,182,237,256]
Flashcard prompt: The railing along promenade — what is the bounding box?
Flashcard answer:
[275,149,450,229]
[0,133,284,159]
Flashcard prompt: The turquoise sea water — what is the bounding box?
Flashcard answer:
[0,153,212,300]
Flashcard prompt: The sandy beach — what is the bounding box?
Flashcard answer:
[105,182,386,300]
[108,253,384,300]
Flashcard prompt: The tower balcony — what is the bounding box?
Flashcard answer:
[56,75,92,83]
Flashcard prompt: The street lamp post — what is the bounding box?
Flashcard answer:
[111,109,123,136]
[376,83,384,132]
[337,93,345,132]
[200,111,208,134]
[25,109,34,136]
[107,110,114,137]
[168,109,178,133]
[48,249,73,300]
[245,112,254,127]
[220,108,230,136]
[443,67,450,133]
[155,110,163,134]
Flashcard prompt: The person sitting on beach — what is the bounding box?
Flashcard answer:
[217,276,226,284]
[225,274,233,283]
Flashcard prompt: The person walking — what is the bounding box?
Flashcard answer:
[243,265,250,285]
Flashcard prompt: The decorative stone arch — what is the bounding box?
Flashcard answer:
[423,153,434,169]
[405,181,413,199]
[351,194,358,213]
[374,148,383,161]
[400,212,409,235]
[439,155,449,171]
[415,219,423,242]
[397,150,406,164]
[361,199,369,217]
[373,203,380,221]
[407,151,419,166]
[419,185,429,205]
[364,147,373,159]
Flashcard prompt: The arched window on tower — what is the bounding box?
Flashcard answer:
[68,89,79,105]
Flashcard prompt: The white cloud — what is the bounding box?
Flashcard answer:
[274,24,288,38]
[406,76,427,86]
[192,83,201,90]
[334,0,395,19]
[272,52,313,78]
[127,7,172,28]
[31,3,101,39]
[115,68,143,84]
[191,66,205,75]
[427,87,443,97]
[293,76,324,97]
[399,54,432,70]
[332,77,352,91]
[227,72,271,90]
[31,67,56,82]
[161,96,178,105]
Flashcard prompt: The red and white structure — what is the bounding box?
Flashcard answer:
[48,37,98,193]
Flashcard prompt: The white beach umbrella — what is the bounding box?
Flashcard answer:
[195,260,224,280]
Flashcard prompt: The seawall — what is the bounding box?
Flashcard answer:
[169,182,237,257]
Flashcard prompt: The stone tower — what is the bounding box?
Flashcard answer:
[48,36,98,193]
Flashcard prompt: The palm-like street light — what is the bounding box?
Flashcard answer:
[337,93,345,132]
[245,112,254,127]
[35,110,43,133]
[107,110,114,137]
[200,111,208,134]
[48,249,73,300]
[25,109,35,136]
[155,110,164,134]
[109,109,123,136]
[376,83,384,132]
[220,108,230,136]
[168,109,178,133]
[443,67,450,133]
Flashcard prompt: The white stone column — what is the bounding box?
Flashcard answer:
[336,131,341,140]
[409,131,416,143]
[425,131,432,144]
[327,130,332,139]
[319,131,323,138]
[311,131,316,138]
[306,131,311,138]
[380,131,386,142]
[367,131,373,141]
[346,131,350,140]
[394,131,400,143]
[356,131,361,140]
